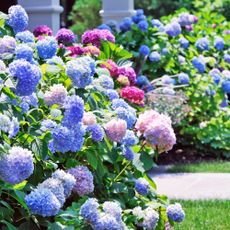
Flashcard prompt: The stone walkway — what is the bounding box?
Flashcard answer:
[149,170,230,200]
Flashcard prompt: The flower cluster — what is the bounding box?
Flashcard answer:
[135,178,149,195]
[166,203,185,222]
[120,86,145,105]
[33,25,53,37]
[25,170,75,217]
[0,147,34,184]
[56,28,75,44]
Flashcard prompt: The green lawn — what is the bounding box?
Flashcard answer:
[168,161,230,173]
[174,200,230,230]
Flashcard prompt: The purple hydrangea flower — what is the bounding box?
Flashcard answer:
[177,13,195,26]
[87,124,104,142]
[33,25,53,37]
[68,166,94,196]
[56,28,76,44]
[0,147,34,184]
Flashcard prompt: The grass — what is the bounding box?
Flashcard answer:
[167,161,230,173]
[174,200,230,230]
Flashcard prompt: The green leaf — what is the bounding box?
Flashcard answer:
[0,220,17,230]
[13,180,27,190]
[86,152,98,170]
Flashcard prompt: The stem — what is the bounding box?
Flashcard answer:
[114,162,131,182]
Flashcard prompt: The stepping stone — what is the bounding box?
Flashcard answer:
[149,172,230,200]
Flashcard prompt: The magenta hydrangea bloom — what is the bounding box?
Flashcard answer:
[56,28,76,44]
[33,25,53,37]
[82,29,115,47]
[117,66,136,85]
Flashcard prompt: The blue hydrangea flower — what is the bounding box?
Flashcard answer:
[9,59,41,96]
[132,9,146,23]
[214,37,225,51]
[165,21,181,37]
[116,107,137,129]
[87,124,104,142]
[0,114,11,133]
[80,198,100,225]
[106,20,118,32]
[166,203,185,222]
[15,44,33,62]
[16,30,35,43]
[112,99,130,110]
[97,75,114,89]
[62,95,84,128]
[105,89,119,101]
[25,188,61,217]
[8,117,19,138]
[37,178,65,205]
[135,178,149,196]
[149,51,161,62]
[7,5,28,34]
[151,19,163,29]
[178,73,190,84]
[122,130,138,146]
[195,37,209,51]
[41,119,57,131]
[206,88,216,96]
[136,75,150,88]
[68,166,94,196]
[52,170,76,197]
[119,17,133,32]
[36,36,58,59]
[139,45,150,56]
[162,75,176,85]
[192,57,206,73]
[66,56,96,88]
[95,214,123,230]
[103,201,122,222]
[179,37,189,49]
[224,53,230,63]
[138,20,148,32]
[222,80,230,93]
[161,48,169,55]
[209,69,221,84]
[0,147,34,185]
[220,96,228,108]
[19,93,38,113]
[98,24,112,32]
[0,36,16,59]
[122,147,134,161]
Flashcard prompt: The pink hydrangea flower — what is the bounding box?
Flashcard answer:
[105,119,127,142]
[67,45,85,57]
[82,29,115,48]
[101,59,119,77]
[135,110,171,134]
[117,66,136,85]
[83,112,96,126]
[120,86,145,105]
[33,25,53,37]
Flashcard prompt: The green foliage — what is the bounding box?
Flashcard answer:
[69,0,102,35]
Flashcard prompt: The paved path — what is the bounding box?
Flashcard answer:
[149,171,230,200]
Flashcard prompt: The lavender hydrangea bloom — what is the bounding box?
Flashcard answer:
[37,178,65,205]
[8,117,19,138]
[192,57,206,73]
[138,20,148,32]
[25,188,61,217]
[122,147,134,161]
[177,13,195,26]
[178,73,190,84]
[36,36,58,59]
[9,59,41,96]
[151,19,164,29]
[165,21,181,37]
[51,170,76,197]
[0,147,34,184]
[139,45,150,56]
[19,93,38,113]
[16,30,35,43]
[56,28,76,44]
[15,44,33,62]
[68,166,94,196]
[0,36,16,59]
[87,124,104,142]
[105,89,119,101]
[62,95,84,128]
[135,178,149,195]
[103,201,122,222]
[7,5,28,33]
[161,75,176,85]
[214,37,225,51]
[80,198,100,225]
[96,75,114,89]
[41,119,57,131]
[95,214,123,230]
[195,37,209,51]
[166,203,185,222]
[116,107,137,129]
[0,114,11,133]
[162,48,169,55]
[122,130,138,146]
[66,56,96,88]
[149,51,161,62]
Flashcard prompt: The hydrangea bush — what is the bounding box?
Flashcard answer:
[99,8,230,156]
[0,5,184,229]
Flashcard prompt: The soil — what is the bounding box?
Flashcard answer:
[157,144,220,165]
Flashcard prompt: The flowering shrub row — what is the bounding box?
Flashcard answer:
[98,9,230,155]
[0,5,184,229]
